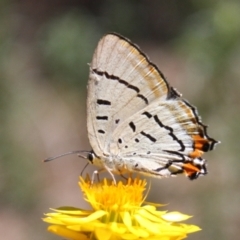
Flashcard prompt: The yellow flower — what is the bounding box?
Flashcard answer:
[43,176,200,240]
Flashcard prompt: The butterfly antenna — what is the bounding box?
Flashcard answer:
[43,150,90,162]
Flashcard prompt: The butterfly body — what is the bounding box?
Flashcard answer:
[87,33,218,180]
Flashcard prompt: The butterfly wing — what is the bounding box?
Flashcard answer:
[87,33,177,157]
[87,33,218,179]
[111,98,217,179]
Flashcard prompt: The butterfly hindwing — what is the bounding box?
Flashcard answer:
[111,98,216,178]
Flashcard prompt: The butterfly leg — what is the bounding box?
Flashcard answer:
[90,167,117,185]
[91,170,101,185]
[119,174,127,181]
[104,166,117,184]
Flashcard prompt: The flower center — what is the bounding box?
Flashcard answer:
[79,177,147,213]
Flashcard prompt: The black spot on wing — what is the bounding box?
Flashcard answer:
[137,94,148,104]
[140,131,156,143]
[202,142,211,152]
[97,99,111,105]
[153,115,185,151]
[170,169,184,176]
[118,78,139,92]
[163,150,186,161]
[96,116,108,120]
[93,69,148,104]
[129,121,136,132]
[98,130,105,134]
[153,159,173,172]
[188,172,199,180]
[142,111,152,118]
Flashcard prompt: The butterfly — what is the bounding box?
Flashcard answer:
[46,33,218,180]
[85,33,219,180]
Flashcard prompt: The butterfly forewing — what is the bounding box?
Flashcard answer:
[87,34,172,156]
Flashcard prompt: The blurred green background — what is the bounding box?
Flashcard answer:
[0,0,239,239]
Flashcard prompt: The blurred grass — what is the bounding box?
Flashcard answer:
[0,0,239,239]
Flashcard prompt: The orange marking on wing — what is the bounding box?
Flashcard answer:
[189,135,210,158]
[127,44,168,99]
[144,65,167,98]
[189,149,203,158]
[183,163,200,176]
[172,102,198,132]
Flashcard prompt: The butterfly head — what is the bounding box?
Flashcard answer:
[87,151,105,168]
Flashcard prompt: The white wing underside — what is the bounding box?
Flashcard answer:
[87,33,217,179]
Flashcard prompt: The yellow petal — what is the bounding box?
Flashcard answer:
[44,212,64,217]
[95,227,113,240]
[48,225,88,240]
[127,226,150,238]
[134,214,159,234]
[121,211,132,227]
[68,221,107,232]
[161,212,192,222]
[180,224,201,233]
[137,208,165,223]
[109,222,127,234]
[143,202,167,207]
[121,233,140,240]
[52,207,91,215]
[60,211,106,224]
[141,205,157,211]
[42,217,64,225]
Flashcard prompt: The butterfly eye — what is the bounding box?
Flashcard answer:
[87,152,95,163]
